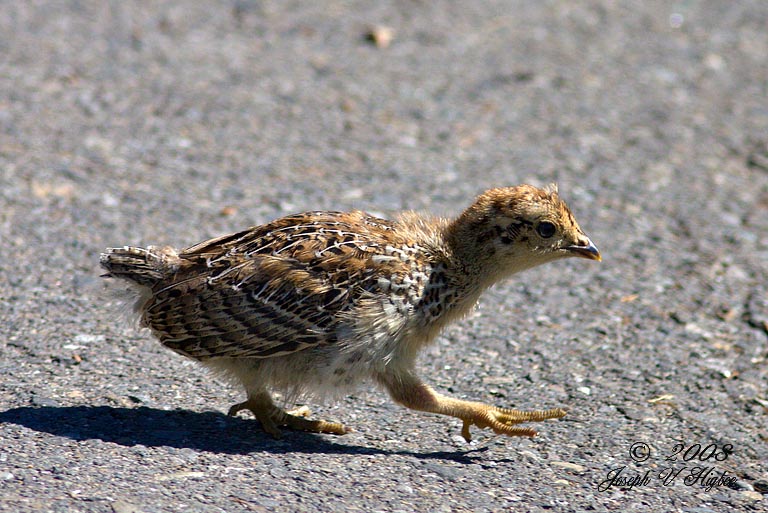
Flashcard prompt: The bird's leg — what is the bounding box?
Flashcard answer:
[379,372,565,442]
[227,391,283,438]
[228,391,349,438]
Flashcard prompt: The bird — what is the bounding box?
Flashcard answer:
[100,184,600,441]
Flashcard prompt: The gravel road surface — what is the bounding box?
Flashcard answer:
[1,1,767,512]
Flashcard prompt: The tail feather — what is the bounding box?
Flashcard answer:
[100,245,180,288]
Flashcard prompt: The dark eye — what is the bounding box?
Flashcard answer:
[536,221,556,238]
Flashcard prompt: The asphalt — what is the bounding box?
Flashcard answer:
[1,1,767,512]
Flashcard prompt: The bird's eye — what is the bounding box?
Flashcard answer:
[536,221,556,238]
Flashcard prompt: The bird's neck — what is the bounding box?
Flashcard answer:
[442,212,542,292]
[443,215,497,282]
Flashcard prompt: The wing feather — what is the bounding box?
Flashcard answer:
[141,211,398,360]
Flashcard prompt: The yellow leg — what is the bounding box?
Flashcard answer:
[228,392,349,439]
[286,405,312,418]
[380,372,566,442]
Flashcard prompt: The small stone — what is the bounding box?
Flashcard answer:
[704,53,724,71]
[365,25,394,48]
[685,322,712,339]
[395,484,414,494]
[31,395,59,408]
[112,500,145,513]
[73,334,105,344]
[422,462,464,480]
[551,461,586,473]
[740,490,764,502]
[155,471,206,481]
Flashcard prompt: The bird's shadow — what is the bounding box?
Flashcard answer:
[0,405,490,463]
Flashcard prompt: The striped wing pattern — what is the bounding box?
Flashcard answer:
[142,212,400,359]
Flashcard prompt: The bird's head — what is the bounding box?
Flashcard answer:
[448,184,600,282]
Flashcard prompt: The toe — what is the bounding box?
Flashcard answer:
[286,405,312,418]
[282,414,349,436]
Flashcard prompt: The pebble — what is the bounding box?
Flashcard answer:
[551,461,587,473]
[741,491,764,502]
[112,500,145,513]
[365,25,395,48]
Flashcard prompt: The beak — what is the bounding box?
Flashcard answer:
[565,238,601,261]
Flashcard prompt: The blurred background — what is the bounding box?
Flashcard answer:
[1,2,766,511]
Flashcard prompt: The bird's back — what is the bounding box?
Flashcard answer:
[101,210,453,361]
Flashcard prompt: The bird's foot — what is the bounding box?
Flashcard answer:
[286,405,312,418]
[228,396,349,439]
[460,406,566,442]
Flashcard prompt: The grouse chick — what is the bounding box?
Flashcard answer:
[100,184,600,441]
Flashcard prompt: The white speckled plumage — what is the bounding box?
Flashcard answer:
[101,184,600,440]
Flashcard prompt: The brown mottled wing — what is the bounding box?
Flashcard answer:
[141,211,397,360]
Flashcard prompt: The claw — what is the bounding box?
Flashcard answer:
[461,419,473,442]
[460,407,566,442]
